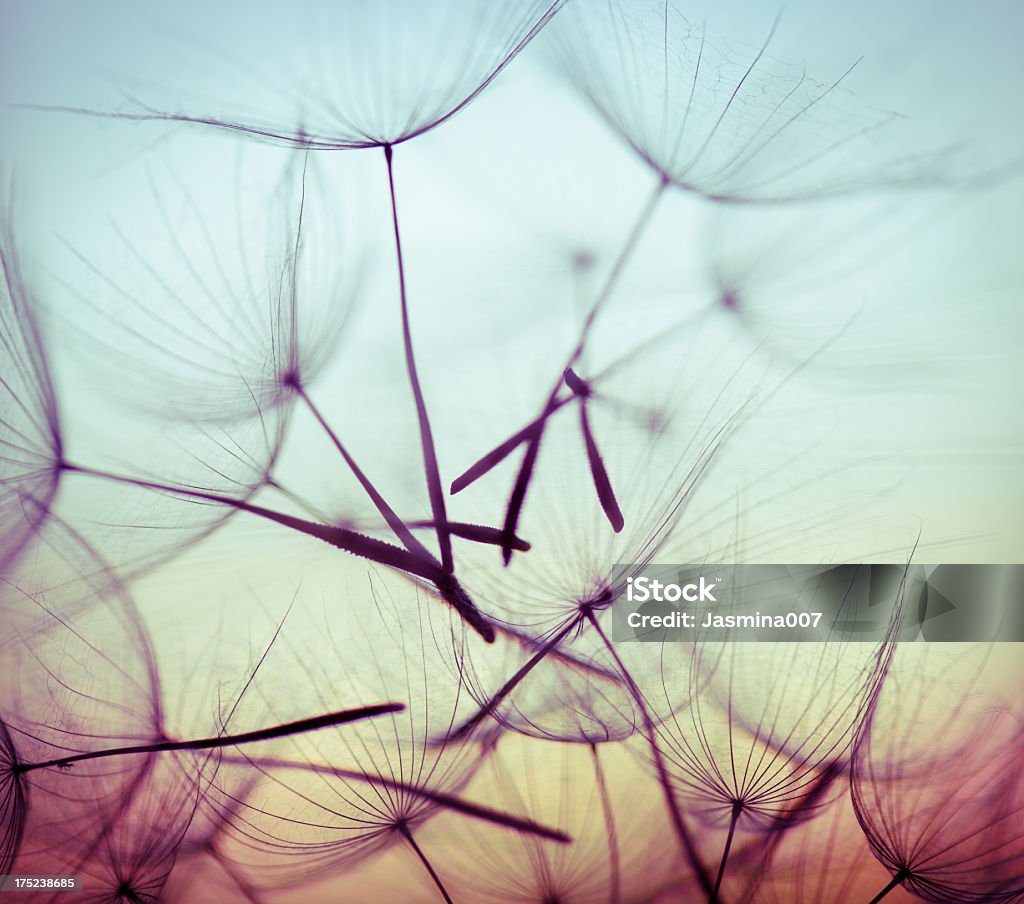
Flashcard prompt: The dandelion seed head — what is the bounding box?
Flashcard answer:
[545,0,955,202]
[852,651,1024,903]
[0,193,64,574]
[51,1,568,153]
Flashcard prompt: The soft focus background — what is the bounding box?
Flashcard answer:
[1,1,1022,901]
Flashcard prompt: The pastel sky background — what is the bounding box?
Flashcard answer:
[1,2,1022,901]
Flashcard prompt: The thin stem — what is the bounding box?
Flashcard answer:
[296,385,431,561]
[20,703,404,772]
[449,307,708,497]
[736,762,843,903]
[590,743,621,904]
[867,871,907,904]
[585,610,715,899]
[218,753,571,843]
[448,616,582,742]
[383,143,453,574]
[450,396,572,495]
[405,519,530,552]
[572,177,670,365]
[493,622,621,680]
[63,460,494,641]
[497,177,670,562]
[265,475,332,523]
[62,461,440,582]
[398,822,455,904]
[710,803,742,904]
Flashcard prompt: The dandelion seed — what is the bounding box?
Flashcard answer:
[197,577,505,893]
[58,152,354,427]
[449,336,743,745]
[0,186,63,574]
[22,0,569,583]
[49,149,496,637]
[642,563,909,902]
[544,0,953,203]
[0,513,406,891]
[1,515,165,879]
[752,786,897,904]
[27,2,566,152]
[851,645,1024,903]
